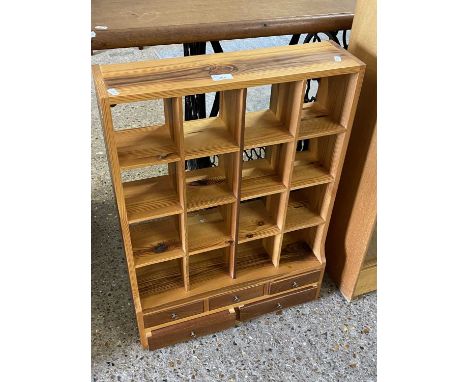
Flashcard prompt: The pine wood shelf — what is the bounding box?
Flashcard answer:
[244,110,294,149]
[115,124,181,169]
[123,176,183,224]
[93,41,365,349]
[183,117,239,160]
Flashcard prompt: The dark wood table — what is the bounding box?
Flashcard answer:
[91,0,355,50]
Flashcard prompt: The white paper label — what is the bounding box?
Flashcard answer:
[107,88,119,96]
[91,31,96,38]
[334,56,342,62]
[95,25,108,30]
[211,73,233,81]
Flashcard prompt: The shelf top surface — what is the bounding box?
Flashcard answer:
[93,41,365,103]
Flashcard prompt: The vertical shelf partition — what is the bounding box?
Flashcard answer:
[93,41,365,349]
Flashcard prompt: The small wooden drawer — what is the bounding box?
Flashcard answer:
[238,286,317,321]
[148,309,236,350]
[143,300,204,328]
[269,271,320,295]
[209,285,264,310]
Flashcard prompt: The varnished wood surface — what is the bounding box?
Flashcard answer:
[148,309,236,350]
[238,286,318,321]
[94,42,365,103]
[93,43,365,347]
[91,0,355,50]
[325,0,377,300]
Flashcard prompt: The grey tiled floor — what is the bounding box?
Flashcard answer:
[91,35,376,382]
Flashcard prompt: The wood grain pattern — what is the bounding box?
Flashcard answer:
[148,309,236,350]
[209,284,264,310]
[130,217,184,268]
[94,42,364,103]
[92,0,354,50]
[187,207,233,255]
[115,124,180,169]
[237,286,318,321]
[269,271,320,295]
[93,42,365,348]
[325,0,377,301]
[143,300,204,328]
[183,116,239,160]
[186,166,237,212]
[238,199,280,243]
[241,158,286,201]
[284,195,325,233]
[123,176,183,224]
[244,110,294,149]
[291,151,334,190]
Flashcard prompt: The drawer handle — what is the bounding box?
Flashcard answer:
[170,313,178,320]
[276,303,282,309]
[233,295,240,302]
[191,331,197,338]
[292,281,299,288]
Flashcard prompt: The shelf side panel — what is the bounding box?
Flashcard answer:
[164,97,190,291]
[220,89,247,278]
[312,71,366,263]
[268,80,306,266]
[92,65,148,348]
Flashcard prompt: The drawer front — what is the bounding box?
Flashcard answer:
[143,300,204,328]
[269,271,320,295]
[238,286,318,321]
[148,309,236,350]
[209,285,264,310]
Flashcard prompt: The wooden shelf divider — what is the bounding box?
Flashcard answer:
[93,41,365,349]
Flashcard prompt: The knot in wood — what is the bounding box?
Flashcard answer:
[208,64,237,75]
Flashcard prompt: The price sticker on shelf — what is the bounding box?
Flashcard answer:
[211,73,234,81]
[107,88,120,96]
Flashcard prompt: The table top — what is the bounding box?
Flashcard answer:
[92,0,355,50]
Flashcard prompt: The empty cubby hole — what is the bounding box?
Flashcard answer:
[121,163,184,224]
[244,84,300,150]
[280,228,320,265]
[185,152,238,212]
[285,184,328,233]
[136,257,185,300]
[183,90,243,163]
[235,237,278,274]
[238,195,282,243]
[187,204,235,256]
[292,135,337,190]
[113,99,181,170]
[241,144,288,201]
[189,247,231,290]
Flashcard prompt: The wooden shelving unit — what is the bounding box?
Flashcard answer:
[93,41,365,349]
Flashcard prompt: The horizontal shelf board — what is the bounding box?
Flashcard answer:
[123,176,183,224]
[187,208,233,255]
[284,198,325,233]
[291,152,334,190]
[238,199,280,243]
[244,110,294,149]
[186,166,237,212]
[137,260,185,297]
[184,117,239,160]
[189,250,231,289]
[241,158,286,201]
[130,218,184,269]
[299,109,346,140]
[98,42,364,103]
[141,243,322,311]
[280,239,319,264]
[115,124,180,169]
